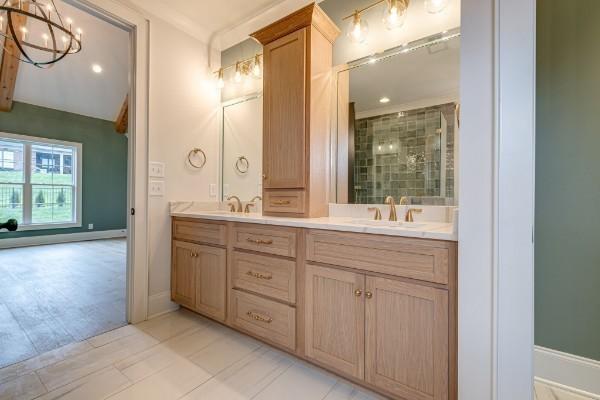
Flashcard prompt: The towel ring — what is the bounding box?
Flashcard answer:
[235,156,249,174]
[187,148,206,169]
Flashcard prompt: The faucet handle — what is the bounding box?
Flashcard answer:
[244,203,255,214]
[368,207,382,220]
[405,208,423,222]
[228,203,236,212]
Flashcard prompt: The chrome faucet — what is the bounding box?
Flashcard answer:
[244,196,262,214]
[384,196,398,221]
[227,195,243,213]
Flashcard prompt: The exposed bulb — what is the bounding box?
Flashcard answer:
[20,26,27,41]
[424,0,449,14]
[346,11,368,44]
[382,0,407,30]
[252,54,261,78]
[0,16,3,31]
[216,69,225,89]
[233,62,242,83]
[42,33,49,47]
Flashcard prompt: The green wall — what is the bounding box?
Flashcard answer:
[536,0,600,361]
[0,102,128,238]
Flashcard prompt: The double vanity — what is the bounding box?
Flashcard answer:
[171,2,460,399]
[170,204,457,400]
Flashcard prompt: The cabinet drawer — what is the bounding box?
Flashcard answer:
[232,251,296,303]
[231,290,296,351]
[306,230,450,285]
[232,223,297,257]
[263,190,306,214]
[172,218,227,246]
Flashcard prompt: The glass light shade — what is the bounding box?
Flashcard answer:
[233,62,242,83]
[382,0,407,30]
[424,0,449,14]
[346,12,368,44]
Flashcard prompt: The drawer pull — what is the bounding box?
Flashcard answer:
[246,270,273,280]
[272,200,291,206]
[246,238,274,245]
[246,311,273,323]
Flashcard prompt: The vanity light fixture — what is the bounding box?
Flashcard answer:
[252,54,261,77]
[216,68,225,89]
[213,53,262,89]
[380,96,390,103]
[233,61,243,83]
[346,10,369,44]
[382,0,409,30]
[424,0,449,14]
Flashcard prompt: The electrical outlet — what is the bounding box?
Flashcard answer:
[88,224,94,230]
[209,184,217,197]
[149,181,165,197]
[149,162,165,178]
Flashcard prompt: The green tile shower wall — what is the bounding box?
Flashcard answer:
[353,103,455,204]
[0,102,128,238]
[536,0,600,361]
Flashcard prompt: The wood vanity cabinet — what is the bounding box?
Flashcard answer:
[171,217,457,400]
[171,220,227,322]
[251,4,340,218]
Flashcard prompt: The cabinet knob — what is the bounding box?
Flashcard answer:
[262,174,267,180]
[365,291,373,299]
[354,289,363,297]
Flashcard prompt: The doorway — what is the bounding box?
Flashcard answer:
[0,0,136,369]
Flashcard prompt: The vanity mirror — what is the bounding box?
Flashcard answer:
[332,28,460,205]
[220,94,262,201]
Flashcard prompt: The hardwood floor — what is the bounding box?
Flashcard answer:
[0,309,386,400]
[0,239,127,370]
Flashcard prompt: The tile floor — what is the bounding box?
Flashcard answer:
[0,308,387,400]
[0,239,127,369]
[1,307,594,400]
[535,381,597,400]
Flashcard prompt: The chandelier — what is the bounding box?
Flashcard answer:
[0,0,83,68]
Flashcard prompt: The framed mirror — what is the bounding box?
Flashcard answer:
[220,94,262,201]
[332,29,460,206]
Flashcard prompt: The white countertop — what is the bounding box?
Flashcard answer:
[171,210,457,241]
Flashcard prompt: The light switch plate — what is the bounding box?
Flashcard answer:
[149,180,165,197]
[149,162,165,178]
[209,183,217,197]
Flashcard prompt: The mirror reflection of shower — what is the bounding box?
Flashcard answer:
[335,29,460,205]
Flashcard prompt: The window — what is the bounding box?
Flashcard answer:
[0,133,82,230]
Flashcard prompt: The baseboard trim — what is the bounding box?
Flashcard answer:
[148,291,179,319]
[0,229,127,249]
[535,345,600,397]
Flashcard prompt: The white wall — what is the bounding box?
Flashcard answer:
[145,16,221,309]
[458,0,495,398]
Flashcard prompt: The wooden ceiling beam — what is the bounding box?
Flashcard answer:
[115,94,129,134]
[0,4,28,112]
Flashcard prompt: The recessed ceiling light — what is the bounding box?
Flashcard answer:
[92,64,103,74]
[379,97,390,104]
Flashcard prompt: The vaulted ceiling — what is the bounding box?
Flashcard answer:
[6,0,130,121]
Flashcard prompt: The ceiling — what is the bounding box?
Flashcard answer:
[12,0,129,121]
[350,36,460,117]
[127,0,287,44]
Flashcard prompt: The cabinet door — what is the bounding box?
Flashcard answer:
[304,264,365,379]
[194,245,227,322]
[171,241,197,308]
[263,28,306,189]
[365,277,449,400]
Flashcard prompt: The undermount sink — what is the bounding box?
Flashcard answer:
[347,219,427,229]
